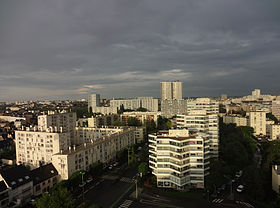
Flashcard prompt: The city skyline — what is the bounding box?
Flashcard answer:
[1,0,280,101]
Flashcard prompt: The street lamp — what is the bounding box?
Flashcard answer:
[80,170,86,201]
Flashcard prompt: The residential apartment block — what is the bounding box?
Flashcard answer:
[52,127,137,180]
[186,98,219,115]
[15,127,70,169]
[121,111,161,125]
[38,111,76,143]
[176,110,219,158]
[110,97,158,112]
[149,129,209,190]
[272,100,280,121]
[266,124,280,140]
[223,115,248,126]
[161,81,182,100]
[248,111,266,135]
[272,165,280,194]
[161,100,188,118]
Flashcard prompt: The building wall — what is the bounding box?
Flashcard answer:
[176,112,219,158]
[249,111,266,135]
[15,129,70,169]
[33,175,58,196]
[88,94,101,110]
[266,124,280,140]
[38,112,76,144]
[160,81,182,100]
[110,97,158,112]
[121,112,161,125]
[272,100,280,121]
[88,114,119,127]
[148,129,209,190]
[161,100,188,118]
[52,128,137,180]
[223,115,247,126]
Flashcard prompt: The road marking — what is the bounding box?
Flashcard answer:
[118,200,133,208]
[109,184,134,208]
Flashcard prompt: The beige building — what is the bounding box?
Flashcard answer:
[15,127,70,169]
[272,100,280,121]
[272,165,280,193]
[176,110,219,158]
[75,126,123,145]
[91,106,118,115]
[110,97,158,112]
[266,124,280,140]
[121,111,161,125]
[38,111,76,144]
[52,127,137,180]
[248,111,266,135]
[223,115,248,126]
[161,100,188,118]
[161,81,182,100]
[187,98,219,115]
[88,114,119,127]
[149,129,209,190]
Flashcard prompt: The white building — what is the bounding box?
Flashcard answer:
[187,98,219,115]
[110,97,158,112]
[266,124,280,140]
[38,111,76,144]
[272,100,280,121]
[248,111,266,136]
[52,127,137,180]
[161,81,182,100]
[223,115,248,126]
[161,100,188,118]
[149,129,209,190]
[176,110,219,158]
[15,127,70,169]
[88,94,101,111]
[252,89,261,99]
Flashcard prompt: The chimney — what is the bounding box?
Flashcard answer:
[54,126,58,132]
[60,127,63,133]
[84,143,87,147]
[68,146,71,152]
[73,145,76,151]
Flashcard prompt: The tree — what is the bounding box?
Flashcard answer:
[89,162,103,178]
[267,113,279,124]
[127,117,142,126]
[136,107,148,112]
[157,116,171,130]
[112,120,125,126]
[145,120,157,134]
[138,162,148,177]
[36,185,75,208]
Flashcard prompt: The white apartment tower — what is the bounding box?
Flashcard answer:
[88,94,101,110]
[149,129,210,190]
[38,111,76,144]
[15,127,70,169]
[176,110,219,158]
[161,81,182,100]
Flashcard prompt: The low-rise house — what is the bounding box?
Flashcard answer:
[30,163,58,196]
[0,165,33,205]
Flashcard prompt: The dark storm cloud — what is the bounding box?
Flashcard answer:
[0,0,280,100]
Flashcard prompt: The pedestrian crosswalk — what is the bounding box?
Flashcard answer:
[236,201,254,208]
[212,198,224,203]
[119,200,133,208]
[120,177,133,183]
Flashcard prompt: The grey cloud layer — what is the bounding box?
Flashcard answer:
[0,0,280,100]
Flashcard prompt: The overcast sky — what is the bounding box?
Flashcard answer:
[0,0,280,101]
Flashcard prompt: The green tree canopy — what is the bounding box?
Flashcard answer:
[36,185,75,208]
[127,117,142,126]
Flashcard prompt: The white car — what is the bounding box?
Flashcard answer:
[236,185,244,193]
[86,178,93,183]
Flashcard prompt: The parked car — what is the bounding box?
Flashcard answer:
[86,177,93,183]
[236,185,244,193]
[108,165,113,170]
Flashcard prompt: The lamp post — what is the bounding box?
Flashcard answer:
[80,171,85,201]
